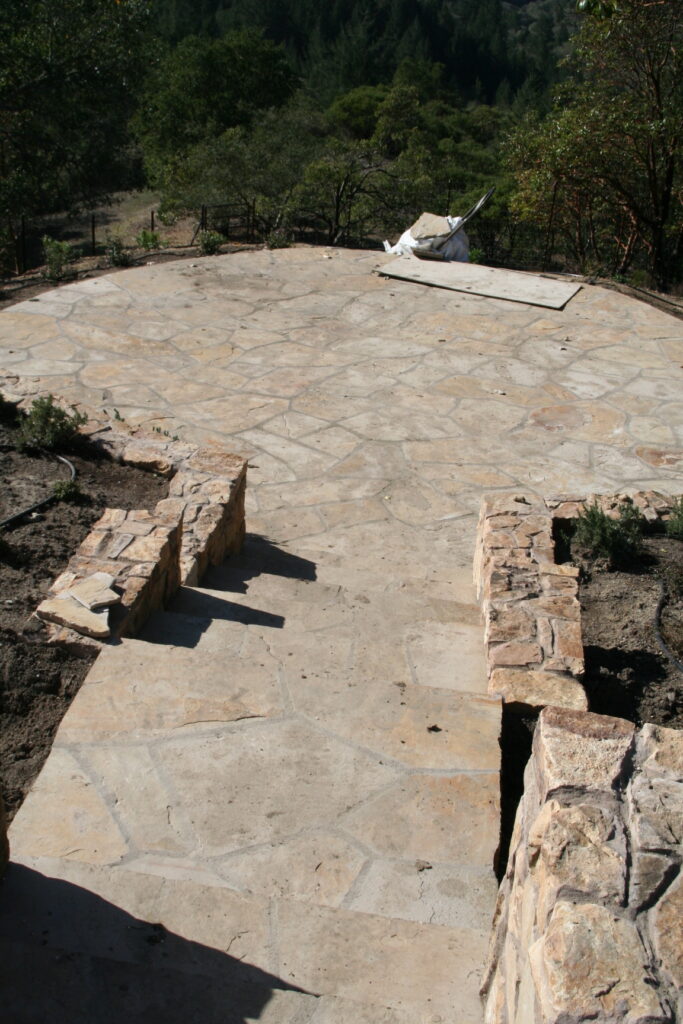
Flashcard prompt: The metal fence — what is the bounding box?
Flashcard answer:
[3,199,566,280]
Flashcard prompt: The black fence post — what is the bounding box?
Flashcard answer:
[151,209,155,232]
[20,216,27,275]
[91,214,96,256]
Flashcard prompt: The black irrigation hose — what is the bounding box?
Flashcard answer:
[0,453,76,531]
[654,579,683,676]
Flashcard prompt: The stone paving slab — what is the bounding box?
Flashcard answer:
[4,247,683,1023]
[380,255,582,308]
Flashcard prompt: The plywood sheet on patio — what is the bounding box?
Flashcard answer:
[380,255,581,309]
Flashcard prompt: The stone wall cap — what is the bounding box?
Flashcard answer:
[541,706,635,741]
[534,708,635,798]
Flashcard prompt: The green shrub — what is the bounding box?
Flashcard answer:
[665,496,683,541]
[197,230,224,255]
[105,236,132,267]
[574,498,645,568]
[468,247,484,265]
[42,235,74,281]
[136,228,160,250]
[52,478,84,503]
[17,395,87,452]
[266,226,292,250]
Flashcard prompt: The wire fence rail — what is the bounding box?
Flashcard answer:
[2,199,562,281]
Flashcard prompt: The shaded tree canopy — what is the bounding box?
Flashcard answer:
[151,0,578,106]
[507,0,683,287]
[0,0,152,225]
[132,30,298,187]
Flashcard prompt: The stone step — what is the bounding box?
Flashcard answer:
[1,860,487,1022]
[200,545,480,610]
[161,577,486,694]
[50,633,499,773]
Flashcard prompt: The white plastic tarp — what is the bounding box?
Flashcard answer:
[383,214,470,262]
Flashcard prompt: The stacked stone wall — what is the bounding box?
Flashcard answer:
[477,490,682,1024]
[0,381,248,649]
[481,707,683,1024]
[475,491,677,714]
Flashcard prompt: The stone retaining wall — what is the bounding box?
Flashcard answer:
[0,379,247,650]
[481,706,683,1024]
[476,491,682,1023]
[474,491,676,714]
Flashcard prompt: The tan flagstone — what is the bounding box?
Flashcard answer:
[55,643,283,743]
[154,720,400,857]
[9,749,127,863]
[276,899,489,1022]
[219,834,366,906]
[343,773,499,865]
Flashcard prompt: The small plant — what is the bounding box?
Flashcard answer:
[197,230,224,256]
[574,498,645,568]
[136,228,160,251]
[52,478,83,503]
[665,496,683,541]
[151,424,178,439]
[112,408,123,421]
[17,394,87,452]
[266,226,291,250]
[105,235,132,267]
[468,247,484,265]
[42,235,74,281]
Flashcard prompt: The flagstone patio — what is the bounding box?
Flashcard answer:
[1,247,682,1023]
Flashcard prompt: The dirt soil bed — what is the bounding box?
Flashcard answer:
[577,534,683,730]
[0,414,168,820]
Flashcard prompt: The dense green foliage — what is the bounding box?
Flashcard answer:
[132,30,298,187]
[574,500,645,569]
[3,0,682,289]
[17,395,87,453]
[508,0,683,288]
[151,0,576,106]
[0,0,153,266]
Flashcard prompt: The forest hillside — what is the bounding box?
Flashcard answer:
[1,0,681,289]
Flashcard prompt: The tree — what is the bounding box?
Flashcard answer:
[507,0,683,288]
[0,0,152,265]
[292,140,391,244]
[158,98,327,234]
[133,30,298,187]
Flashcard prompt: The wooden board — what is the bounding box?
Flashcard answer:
[380,255,581,310]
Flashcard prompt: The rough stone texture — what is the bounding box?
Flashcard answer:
[474,494,584,713]
[35,503,182,644]
[36,594,112,638]
[1,389,248,645]
[66,571,120,610]
[481,707,683,1024]
[475,490,678,715]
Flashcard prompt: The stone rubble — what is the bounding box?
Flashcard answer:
[481,707,683,1024]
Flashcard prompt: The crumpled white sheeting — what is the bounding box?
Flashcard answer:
[383,215,470,262]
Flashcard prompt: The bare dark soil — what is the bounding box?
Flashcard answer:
[577,534,683,730]
[0,413,168,820]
